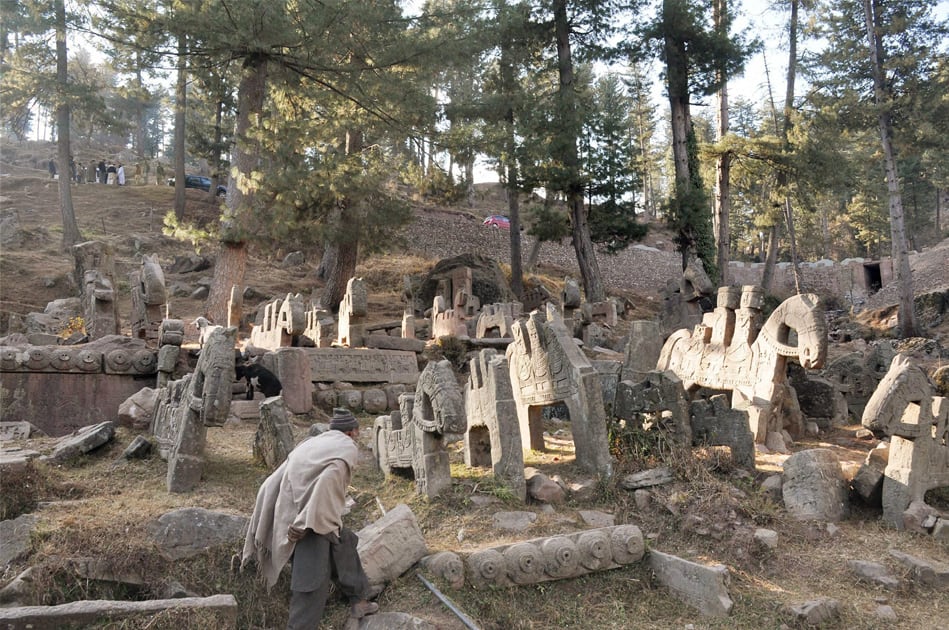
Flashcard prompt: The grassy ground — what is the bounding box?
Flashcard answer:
[3,416,947,629]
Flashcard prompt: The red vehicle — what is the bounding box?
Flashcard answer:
[482,215,510,229]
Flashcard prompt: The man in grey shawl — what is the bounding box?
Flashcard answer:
[243,408,378,627]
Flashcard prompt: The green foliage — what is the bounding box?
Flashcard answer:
[608,419,675,471]
[162,210,213,252]
[525,203,571,242]
[435,335,468,371]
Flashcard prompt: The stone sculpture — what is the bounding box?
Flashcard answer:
[431,291,473,340]
[462,524,644,588]
[373,359,466,497]
[72,241,120,340]
[475,302,522,339]
[302,305,335,348]
[861,354,949,528]
[151,326,237,492]
[337,277,368,347]
[0,337,156,436]
[464,349,527,501]
[657,286,827,443]
[249,294,305,350]
[129,254,167,344]
[506,306,612,477]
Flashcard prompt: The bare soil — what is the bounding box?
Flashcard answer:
[1,160,948,629]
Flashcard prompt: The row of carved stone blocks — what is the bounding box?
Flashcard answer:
[0,345,157,374]
[421,524,645,589]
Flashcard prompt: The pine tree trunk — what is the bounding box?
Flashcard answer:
[173,33,187,219]
[863,0,918,337]
[205,54,268,323]
[319,239,359,313]
[761,224,780,294]
[500,38,524,299]
[713,0,730,286]
[554,0,604,302]
[55,0,80,248]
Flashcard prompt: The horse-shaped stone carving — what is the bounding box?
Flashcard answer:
[861,354,949,529]
[657,288,827,442]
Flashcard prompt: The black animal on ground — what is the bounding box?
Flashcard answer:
[234,353,283,400]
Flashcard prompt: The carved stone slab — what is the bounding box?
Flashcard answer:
[304,348,419,384]
[462,524,644,588]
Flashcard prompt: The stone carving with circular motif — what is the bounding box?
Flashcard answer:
[466,548,505,587]
[50,349,75,371]
[22,347,51,370]
[576,529,612,571]
[105,348,132,373]
[503,542,545,585]
[76,349,102,372]
[1,347,20,371]
[541,536,580,579]
[131,349,158,373]
[421,551,465,590]
[609,524,645,564]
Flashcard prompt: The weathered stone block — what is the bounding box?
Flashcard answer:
[356,504,428,597]
[50,422,115,463]
[648,550,733,617]
[0,514,38,568]
[0,594,238,628]
[147,508,249,561]
[254,397,295,470]
[782,449,849,521]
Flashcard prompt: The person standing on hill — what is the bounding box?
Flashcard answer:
[117,163,126,186]
[98,160,107,184]
[48,159,56,179]
[242,408,379,628]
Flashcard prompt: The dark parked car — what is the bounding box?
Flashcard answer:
[167,174,226,197]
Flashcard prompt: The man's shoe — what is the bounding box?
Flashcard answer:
[350,600,379,619]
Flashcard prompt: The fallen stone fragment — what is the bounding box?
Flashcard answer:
[357,504,428,597]
[578,510,615,528]
[888,549,949,588]
[0,421,33,441]
[0,567,34,605]
[419,551,465,589]
[0,514,38,568]
[782,449,848,522]
[789,598,839,625]
[0,594,237,627]
[760,475,782,501]
[846,560,899,590]
[647,550,733,617]
[525,468,565,503]
[620,467,673,490]
[117,388,158,430]
[345,611,437,630]
[875,605,897,621]
[933,519,949,542]
[254,397,295,470]
[122,435,152,459]
[147,508,249,561]
[0,448,41,474]
[492,511,537,532]
[49,422,116,463]
[753,528,778,550]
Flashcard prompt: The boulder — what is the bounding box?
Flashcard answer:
[525,468,565,504]
[789,598,840,625]
[117,388,158,430]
